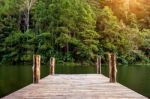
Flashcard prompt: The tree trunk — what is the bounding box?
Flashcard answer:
[26,8,30,31]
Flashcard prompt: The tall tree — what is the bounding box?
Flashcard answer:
[20,0,36,31]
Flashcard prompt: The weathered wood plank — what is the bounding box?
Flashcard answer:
[2,74,147,99]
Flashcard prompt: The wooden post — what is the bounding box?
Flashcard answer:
[111,53,117,82]
[96,57,98,74]
[99,56,101,74]
[108,53,112,82]
[50,57,55,75]
[32,55,41,84]
[108,53,117,83]
[96,56,101,74]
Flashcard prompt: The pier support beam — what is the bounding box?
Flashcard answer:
[96,56,101,74]
[50,57,55,75]
[33,55,41,84]
[108,53,117,83]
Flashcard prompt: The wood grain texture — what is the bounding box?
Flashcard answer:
[96,56,101,74]
[50,57,55,75]
[32,55,41,83]
[3,74,147,99]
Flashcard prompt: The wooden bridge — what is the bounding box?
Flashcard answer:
[3,74,147,99]
[2,55,148,98]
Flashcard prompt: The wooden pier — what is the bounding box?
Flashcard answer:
[3,74,147,99]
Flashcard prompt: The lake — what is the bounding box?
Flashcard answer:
[0,64,150,98]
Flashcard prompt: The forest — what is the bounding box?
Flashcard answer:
[0,0,150,65]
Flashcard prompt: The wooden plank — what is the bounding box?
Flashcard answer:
[2,74,147,99]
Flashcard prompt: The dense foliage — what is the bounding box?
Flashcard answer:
[0,0,150,64]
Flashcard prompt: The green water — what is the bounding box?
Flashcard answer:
[0,64,150,98]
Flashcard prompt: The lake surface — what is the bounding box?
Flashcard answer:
[0,64,150,98]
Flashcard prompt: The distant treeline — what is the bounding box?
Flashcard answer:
[0,0,150,64]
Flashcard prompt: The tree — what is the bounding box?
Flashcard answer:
[0,0,149,64]
[75,2,99,62]
[19,0,36,31]
[0,7,19,62]
[2,31,34,63]
[96,6,146,64]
